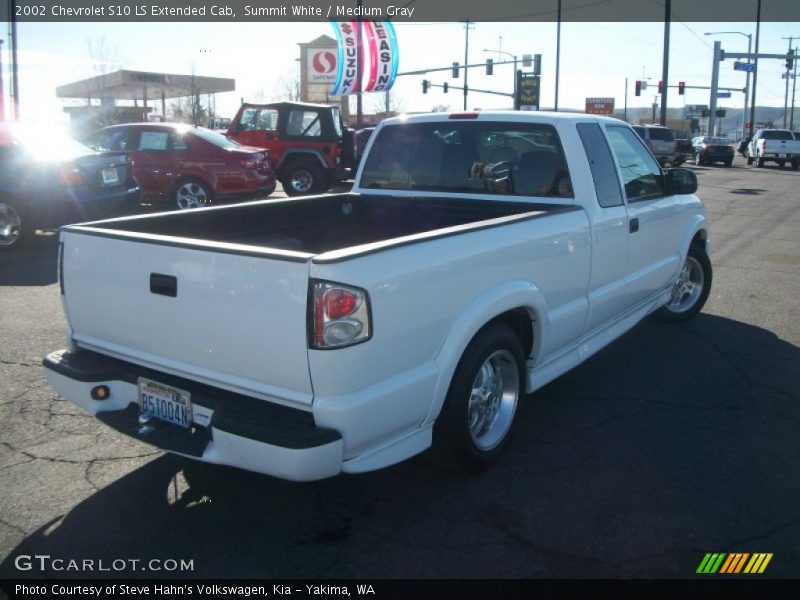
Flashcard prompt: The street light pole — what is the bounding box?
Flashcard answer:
[483,48,518,105]
[781,36,798,128]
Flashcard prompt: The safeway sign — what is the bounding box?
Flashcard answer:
[585,97,615,115]
[308,49,338,84]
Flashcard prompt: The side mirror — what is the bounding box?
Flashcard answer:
[666,167,697,195]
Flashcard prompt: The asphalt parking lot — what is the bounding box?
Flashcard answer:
[1,163,798,580]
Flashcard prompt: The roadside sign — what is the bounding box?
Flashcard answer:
[585,97,615,115]
[734,61,755,73]
[684,104,708,119]
[716,91,732,98]
[516,73,540,110]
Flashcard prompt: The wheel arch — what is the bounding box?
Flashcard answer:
[422,280,547,428]
[278,149,329,173]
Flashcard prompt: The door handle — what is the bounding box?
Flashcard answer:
[150,273,177,297]
[629,218,640,233]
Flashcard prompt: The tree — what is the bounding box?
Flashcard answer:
[169,64,211,126]
[367,89,404,117]
[272,69,301,101]
[85,35,127,101]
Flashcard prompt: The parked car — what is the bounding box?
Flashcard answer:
[83,123,275,210]
[0,122,140,250]
[226,102,356,196]
[745,129,800,169]
[632,125,678,166]
[691,136,734,167]
[46,112,711,481]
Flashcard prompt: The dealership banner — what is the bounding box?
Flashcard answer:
[330,20,398,96]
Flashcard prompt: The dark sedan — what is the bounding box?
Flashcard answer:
[84,123,276,210]
[0,123,140,250]
[692,136,734,167]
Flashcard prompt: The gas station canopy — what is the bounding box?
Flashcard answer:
[56,69,235,102]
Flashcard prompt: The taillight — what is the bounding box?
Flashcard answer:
[240,157,258,169]
[57,163,84,186]
[310,280,371,349]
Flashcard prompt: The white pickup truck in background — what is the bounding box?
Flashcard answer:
[44,112,712,481]
[746,129,800,169]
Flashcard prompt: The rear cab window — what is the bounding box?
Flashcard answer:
[360,120,572,198]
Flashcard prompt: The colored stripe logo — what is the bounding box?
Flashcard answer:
[697,553,773,574]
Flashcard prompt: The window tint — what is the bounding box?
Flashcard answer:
[170,132,189,151]
[190,127,241,149]
[286,110,321,137]
[360,121,571,197]
[605,126,665,202]
[632,126,646,138]
[577,123,623,208]
[646,127,675,141]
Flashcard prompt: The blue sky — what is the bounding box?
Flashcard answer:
[4,20,799,125]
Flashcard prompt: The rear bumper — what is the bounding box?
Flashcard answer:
[30,186,141,229]
[43,349,343,481]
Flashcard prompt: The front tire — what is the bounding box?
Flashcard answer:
[694,153,704,166]
[434,322,525,471]
[655,242,712,323]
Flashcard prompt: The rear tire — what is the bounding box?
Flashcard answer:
[174,179,212,210]
[791,160,800,170]
[778,160,786,169]
[0,199,32,250]
[695,153,704,166]
[433,322,525,471]
[654,242,712,324]
[281,160,328,196]
[746,155,753,165]
[724,159,733,167]
[756,157,765,168]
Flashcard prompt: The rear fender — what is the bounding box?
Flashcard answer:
[279,150,329,171]
[422,280,548,427]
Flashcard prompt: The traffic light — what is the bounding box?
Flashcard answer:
[678,81,685,95]
[658,81,664,94]
[787,50,795,71]
[486,59,493,75]
[443,82,449,93]
[422,80,429,94]
[452,62,460,78]
[533,54,542,76]
[635,80,642,96]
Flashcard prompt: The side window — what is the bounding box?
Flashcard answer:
[138,131,169,151]
[576,123,623,208]
[257,109,278,130]
[239,108,259,131]
[286,110,321,137]
[605,126,665,202]
[169,132,189,151]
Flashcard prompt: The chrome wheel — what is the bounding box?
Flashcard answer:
[289,169,314,194]
[175,181,210,209]
[666,255,704,314]
[467,349,520,451]
[0,202,22,247]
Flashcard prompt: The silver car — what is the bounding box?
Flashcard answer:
[633,125,678,166]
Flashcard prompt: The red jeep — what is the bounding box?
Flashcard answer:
[227,102,356,196]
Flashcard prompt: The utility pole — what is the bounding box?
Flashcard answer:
[555,0,561,111]
[792,46,798,130]
[660,0,671,126]
[749,0,761,135]
[781,36,797,128]
[463,21,474,110]
[9,1,19,120]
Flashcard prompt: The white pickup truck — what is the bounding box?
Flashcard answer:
[746,128,800,169]
[44,112,712,481]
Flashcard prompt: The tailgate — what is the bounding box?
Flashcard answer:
[60,230,314,407]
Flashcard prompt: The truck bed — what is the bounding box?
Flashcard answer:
[72,193,577,260]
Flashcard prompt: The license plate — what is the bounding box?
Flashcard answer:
[102,167,119,184]
[138,378,192,428]
[779,153,787,158]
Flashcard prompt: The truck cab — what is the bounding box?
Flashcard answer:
[227,101,356,195]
